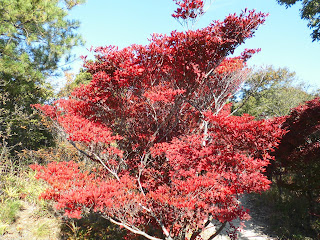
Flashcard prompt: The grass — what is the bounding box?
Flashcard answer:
[0,222,9,235]
[32,219,57,238]
[0,200,22,224]
[0,154,61,239]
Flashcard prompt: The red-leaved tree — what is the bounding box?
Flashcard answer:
[274,98,320,225]
[31,1,285,239]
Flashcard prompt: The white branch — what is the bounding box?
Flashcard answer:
[108,217,163,240]
[92,152,120,181]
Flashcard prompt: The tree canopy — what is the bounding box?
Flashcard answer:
[32,2,286,239]
[274,97,320,236]
[233,66,315,119]
[0,0,85,151]
[277,0,320,41]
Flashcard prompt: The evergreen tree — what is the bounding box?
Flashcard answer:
[0,0,84,152]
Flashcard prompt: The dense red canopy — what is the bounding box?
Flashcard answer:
[31,2,285,239]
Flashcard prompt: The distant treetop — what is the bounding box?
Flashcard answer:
[277,0,320,41]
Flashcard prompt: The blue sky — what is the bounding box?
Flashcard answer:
[60,0,320,90]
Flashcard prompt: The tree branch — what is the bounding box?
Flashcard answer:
[107,217,163,240]
[207,222,227,240]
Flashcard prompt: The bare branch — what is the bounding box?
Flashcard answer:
[108,217,163,240]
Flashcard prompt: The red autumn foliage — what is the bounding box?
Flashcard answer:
[172,0,205,19]
[31,1,285,239]
[274,98,320,208]
[276,97,320,165]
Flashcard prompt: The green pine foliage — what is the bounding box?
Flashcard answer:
[0,0,85,153]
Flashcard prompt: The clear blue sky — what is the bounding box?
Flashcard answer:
[60,0,320,90]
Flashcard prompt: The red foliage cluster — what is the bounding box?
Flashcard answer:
[30,161,142,220]
[276,97,320,164]
[274,98,320,204]
[32,1,284,239]
[31,108,284,238]
[172,0,205,19]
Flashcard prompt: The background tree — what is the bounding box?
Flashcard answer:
[0,0,85,152]
[58,69,92,98]
[277,0,320,41]
[232,66,315,119]
[32,2,285,240]
[232,66,319,237]
[274,97,320,237]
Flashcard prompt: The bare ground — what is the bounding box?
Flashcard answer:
[200,195,276,240]
[1,201,60,240]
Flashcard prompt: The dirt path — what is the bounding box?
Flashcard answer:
[1,201,60,240]
[213,217,275,240]
[200,195,275,240]
[200,219,274,240]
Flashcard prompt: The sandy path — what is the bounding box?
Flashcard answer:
[1,201,60,240]
[200,195,275,240]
